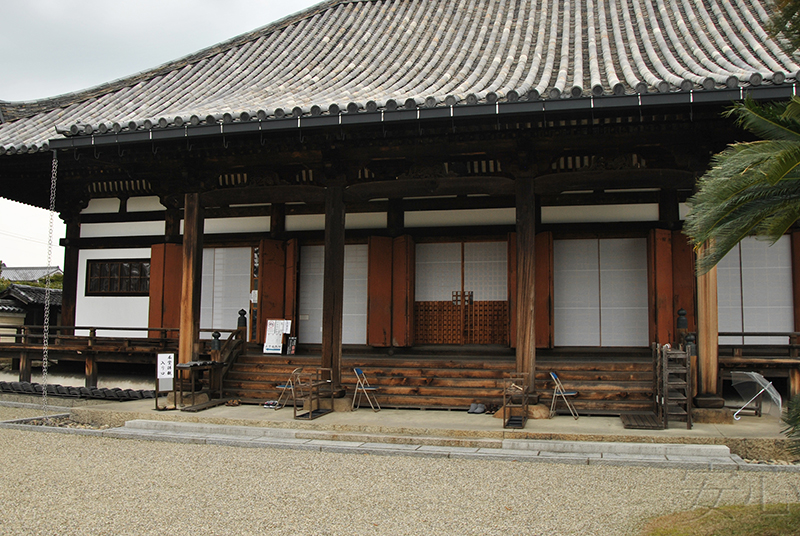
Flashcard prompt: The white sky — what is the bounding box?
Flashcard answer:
[0,0,319,269]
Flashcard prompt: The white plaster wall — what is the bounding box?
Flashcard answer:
[542,204,659,224]
[127,196,165,212]
[75,248,151,337]
[203,216,270,235]
[404,208,516,228]
[80,221,165,238]
[286,214,325,231]
[81,198,120,214]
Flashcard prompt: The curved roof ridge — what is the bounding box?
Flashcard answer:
[1,0,798,155]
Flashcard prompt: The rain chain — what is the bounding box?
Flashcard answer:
[41,151,58,419]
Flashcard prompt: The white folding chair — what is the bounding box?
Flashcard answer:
[549,372,579,419]
[352,368,380,411]
[275,367,304,408]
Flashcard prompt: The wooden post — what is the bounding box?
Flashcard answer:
[60,221,80,331]
[85,355,97,388]
[321,181,345,388]
[515,175,536,391]
[696,243,723,406]
[790,368,800,399]
[270,203,286,239]
[178,193,204,365]
[19,350,31,383]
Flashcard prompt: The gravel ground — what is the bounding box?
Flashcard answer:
[2,407,800,536]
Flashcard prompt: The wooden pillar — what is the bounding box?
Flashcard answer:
[515,175,536,390]
[270,203,286,239]
[178,193,204,365]
[60,221,80,330]
[19,350,30,383]
[85,355,97,388]
[321,181,345,387]
[696,243,723,405]
[387,199,404,237]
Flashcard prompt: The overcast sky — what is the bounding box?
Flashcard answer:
[0,0,319,269]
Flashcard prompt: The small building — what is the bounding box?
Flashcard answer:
[0,284,62,327]
[0,266,62,283]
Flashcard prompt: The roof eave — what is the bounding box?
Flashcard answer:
[48,85,796,151]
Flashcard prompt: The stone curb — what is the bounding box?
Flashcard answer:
[3,416,799,472]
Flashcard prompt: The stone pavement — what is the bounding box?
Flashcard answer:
[1,396,798,472]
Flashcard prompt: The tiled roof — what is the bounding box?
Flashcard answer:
[0,284,62,307]
[1,0,798,155]
[1,266,62,282]
[0,299,26,315]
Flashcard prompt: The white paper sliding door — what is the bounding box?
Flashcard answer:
[200,247,253,335]
[554,238,648,347]
[718,236,794,344]
[297,244,368,344]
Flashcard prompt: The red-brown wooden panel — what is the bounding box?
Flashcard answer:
[535,231,553,348]
[368,236,393,347]
[672,230,697,333]
[257,238,285,343]
[392,235,415,346]
[148,243,182,338]
[649,229,674,345]
[508,233,517,348]
[284,238,299,336]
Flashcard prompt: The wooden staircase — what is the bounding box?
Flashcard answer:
[536,348,655,414]
[223,345,655,414]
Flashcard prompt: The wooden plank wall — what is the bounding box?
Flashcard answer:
[672,230,697,333]
[392,235,415,346]
[257,238,286,343]
[648,229,674,345]
[148,243,182,337]
[368,236,393,346]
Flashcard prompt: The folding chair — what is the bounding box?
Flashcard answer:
[352,368,380,411]
[275,367,304,408]
[549,372,579,419]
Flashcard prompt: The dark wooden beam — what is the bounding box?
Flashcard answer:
[60,221,80,329]
[321,181,346,388]
[515,174,537,392]
[344,176,515,202]
[178,193,204,365]
[270,203,286,239]
[534,169,695,195]
[198,185,325,207]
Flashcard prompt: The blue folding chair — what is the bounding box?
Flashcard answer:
[352,368,380,411]
[549,372,579,419]
[275,367,304,408]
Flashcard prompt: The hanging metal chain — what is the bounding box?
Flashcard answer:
[41,151,58,419]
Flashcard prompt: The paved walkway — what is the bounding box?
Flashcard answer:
[1,396,797,472]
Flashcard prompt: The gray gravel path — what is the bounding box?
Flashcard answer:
[1,423,799,536]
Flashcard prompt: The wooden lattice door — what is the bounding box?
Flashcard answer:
[415,242,508,345]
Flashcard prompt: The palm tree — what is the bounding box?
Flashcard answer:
[683,96,800,273]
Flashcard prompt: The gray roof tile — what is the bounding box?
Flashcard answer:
[1,0,797,154]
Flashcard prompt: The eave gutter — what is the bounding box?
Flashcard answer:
[48,85,798,151]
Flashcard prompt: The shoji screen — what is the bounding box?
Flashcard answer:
[554,238,648,346]
[717,236,794,344]
[297,245,368,344]
[200,247,252,335]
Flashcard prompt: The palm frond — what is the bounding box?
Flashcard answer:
[728,97,800,143]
